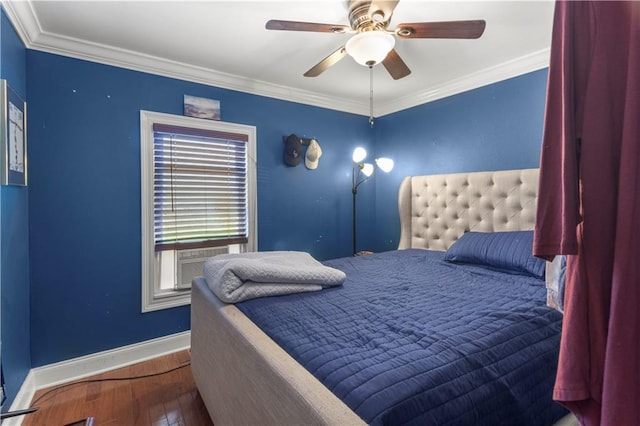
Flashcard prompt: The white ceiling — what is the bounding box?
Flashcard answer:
[4,0,555,117]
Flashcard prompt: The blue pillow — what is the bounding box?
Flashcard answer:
[444,231,546,279]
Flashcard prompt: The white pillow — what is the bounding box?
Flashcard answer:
[545,255,566,312]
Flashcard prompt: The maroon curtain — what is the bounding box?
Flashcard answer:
[534,1,640,425]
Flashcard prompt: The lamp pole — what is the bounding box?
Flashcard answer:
[352,163,370,255]
[352,185,358,255]
[350,150,392,256]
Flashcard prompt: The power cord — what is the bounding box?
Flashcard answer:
[29,361,191,409]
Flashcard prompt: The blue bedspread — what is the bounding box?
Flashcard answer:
[237,250,567,425]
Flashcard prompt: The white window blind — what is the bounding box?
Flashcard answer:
[153,123,248,251]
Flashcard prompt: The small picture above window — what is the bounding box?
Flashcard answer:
[184,95,221,120]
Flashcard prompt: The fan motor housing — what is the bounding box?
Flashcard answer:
[347,0,388,32]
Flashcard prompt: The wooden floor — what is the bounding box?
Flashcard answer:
[23,350,213,426]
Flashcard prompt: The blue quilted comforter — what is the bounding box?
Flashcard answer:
[237,250,567,425]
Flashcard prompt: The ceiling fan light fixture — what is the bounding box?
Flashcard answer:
[345,31,395,66]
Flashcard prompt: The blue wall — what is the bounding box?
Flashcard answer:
[26,51,372,367]
[371,69,548,252]
[0,8,31,410]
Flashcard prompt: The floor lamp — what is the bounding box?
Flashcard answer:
[351,147,394,255]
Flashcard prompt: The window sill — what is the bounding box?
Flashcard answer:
[142,289,191,313]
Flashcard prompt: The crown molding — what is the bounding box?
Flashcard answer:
[2,0,42,46]
[38,30,370,115]
[3,0,549,118]
[376,48,550,117]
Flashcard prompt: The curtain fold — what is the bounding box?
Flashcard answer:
[533,1,640,425]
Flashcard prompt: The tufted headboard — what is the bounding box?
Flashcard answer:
[398,169,539,251]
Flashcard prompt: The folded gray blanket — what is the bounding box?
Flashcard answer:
[204,251,346,303]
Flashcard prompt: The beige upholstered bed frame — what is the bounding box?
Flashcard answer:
[191,168,576,426]
[398,168,538,251]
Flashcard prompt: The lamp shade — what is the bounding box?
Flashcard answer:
[361,163,375,177]
[345,31,395,66]
[375,157,394,173]
[352,147,367,163]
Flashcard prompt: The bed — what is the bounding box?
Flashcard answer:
[190,168,571,425]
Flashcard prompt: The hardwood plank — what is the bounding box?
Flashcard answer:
[144,355,170,425]
[175,356,212,425]
[85,381,102,402]
[59,387,84,426]
[23,350,213,426]
[131,359,153,426]
[96,378,116,424]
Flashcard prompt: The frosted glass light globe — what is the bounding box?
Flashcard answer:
[346,32,395,66]
[361,163,375,177]
[352,147,367,163]
[375,157,394,173]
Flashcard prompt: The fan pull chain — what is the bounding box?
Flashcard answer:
[369,65,374,128]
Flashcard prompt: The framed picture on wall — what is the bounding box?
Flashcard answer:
[1,80,27,186]
[183,95,221,120]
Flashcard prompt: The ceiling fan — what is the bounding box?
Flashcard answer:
[266,0,486,80]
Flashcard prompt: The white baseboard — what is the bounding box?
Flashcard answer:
[4,371,35,426]
[6,331,191,425]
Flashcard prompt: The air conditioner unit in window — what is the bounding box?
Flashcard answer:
[176,247,229,290]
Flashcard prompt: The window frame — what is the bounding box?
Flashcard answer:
[140,110,257,312]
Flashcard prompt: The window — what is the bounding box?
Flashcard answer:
[140,111,257,312]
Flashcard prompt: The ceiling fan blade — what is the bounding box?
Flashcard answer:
[395,20,486,39]
[304,46,348,77]
[266,20,349,33]
[382,49,411,80]
[368,0,400,23]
